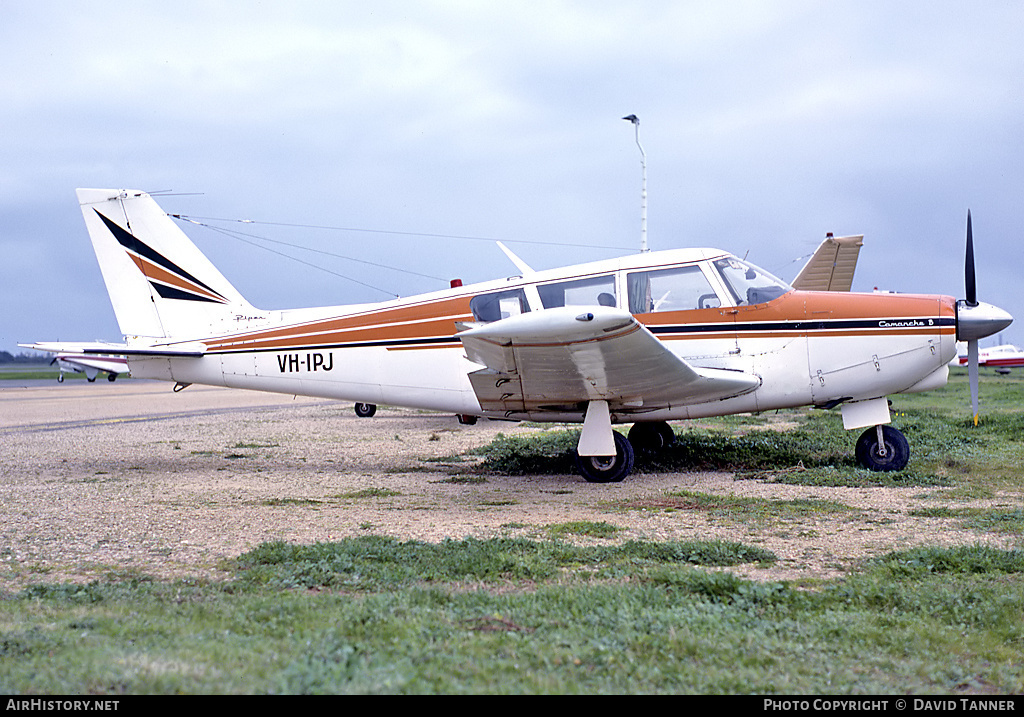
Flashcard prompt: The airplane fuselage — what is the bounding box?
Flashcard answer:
[125,247,958,424]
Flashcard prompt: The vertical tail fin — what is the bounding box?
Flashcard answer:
[77,189,259,341]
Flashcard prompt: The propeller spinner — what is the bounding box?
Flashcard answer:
[955,210,1013,424]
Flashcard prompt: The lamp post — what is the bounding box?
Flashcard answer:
[622,114,648,253]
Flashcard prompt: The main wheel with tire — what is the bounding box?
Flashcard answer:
[627,421,675,454]
[574,431,635,483]
[354,403,377,418]
[855,425,909,472]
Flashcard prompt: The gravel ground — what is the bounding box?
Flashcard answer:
[0,380,1015,592]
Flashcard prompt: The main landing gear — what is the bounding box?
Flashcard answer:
[854,424,910,472]
[354,403,377,418]
[575,431,635,483]
[574,420,676,484]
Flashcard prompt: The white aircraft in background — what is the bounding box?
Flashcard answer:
[50,351,128,383]
[953,343,1024,374]
[23,189,1012,482]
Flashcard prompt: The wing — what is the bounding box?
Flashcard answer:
[791,234,863,292]
[457,306,760,416]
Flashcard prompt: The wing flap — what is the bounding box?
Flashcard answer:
[458,307,760,414]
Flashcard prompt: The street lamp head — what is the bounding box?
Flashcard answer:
[622,114,639,125]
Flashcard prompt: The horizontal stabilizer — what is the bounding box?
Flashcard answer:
[792,234,863,292]
[20,341,206,358]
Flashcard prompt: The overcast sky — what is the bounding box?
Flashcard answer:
[3,1,1022,356]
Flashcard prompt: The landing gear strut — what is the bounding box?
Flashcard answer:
[855,424,909,472]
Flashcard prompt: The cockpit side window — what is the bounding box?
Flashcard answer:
[469,288,530,322]
[537,275,616,309]
[712,257,792,306]
[627,265,721,314]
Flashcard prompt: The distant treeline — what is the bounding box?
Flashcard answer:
[0,351,51,364]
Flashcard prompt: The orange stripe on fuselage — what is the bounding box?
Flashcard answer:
[638,290,956,337]
[197,289,956,354]
[203,295,475,353]
[788,290,953,320]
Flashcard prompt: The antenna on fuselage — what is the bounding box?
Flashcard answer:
[622,114,648,253]
[496,241,535,276]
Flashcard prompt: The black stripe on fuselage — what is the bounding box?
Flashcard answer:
[200,315,953,357]
[648,317,955,335]
[204,335,461,356]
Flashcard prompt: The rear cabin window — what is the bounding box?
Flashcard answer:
[537,275,617,309]
[627,265,721,314]
[469,288,530,322]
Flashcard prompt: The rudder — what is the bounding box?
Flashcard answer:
[77,189,259,341]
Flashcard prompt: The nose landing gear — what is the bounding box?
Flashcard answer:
[855,424,909,472]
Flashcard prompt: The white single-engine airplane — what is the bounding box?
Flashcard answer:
[955,343,1024,373]
[23,189,1013,482]
[50,351,128,383]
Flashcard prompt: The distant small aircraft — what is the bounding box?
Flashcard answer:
[51,352,128,383]
[954,343,1024,374]
[22,189,1012,482]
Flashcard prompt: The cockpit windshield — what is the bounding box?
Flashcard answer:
[713,257,792,306]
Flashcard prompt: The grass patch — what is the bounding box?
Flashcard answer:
[474,431,581,475]
[261,497,323,507]
[616,490,854,524]
[3,539,1022,693]
[230,536,776,591]
[436,475,488,485]
[869,544,1024,575]
[962,509,1024,535]
[547,521,621,539]
[907,507,1024,536]
[336,488,402,499]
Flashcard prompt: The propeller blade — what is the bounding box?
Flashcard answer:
[965,210,977,306]
[968,339,980,426]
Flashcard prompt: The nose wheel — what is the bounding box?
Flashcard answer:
[855,425,909,472]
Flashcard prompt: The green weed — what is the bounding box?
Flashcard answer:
[547,521,621,539]
[336,488,402,499]
[3,540,1022,694]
